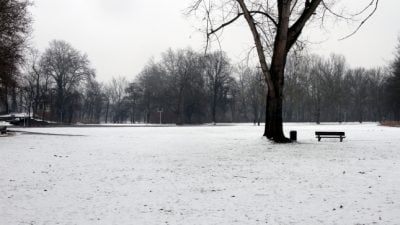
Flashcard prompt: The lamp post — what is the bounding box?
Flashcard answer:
[157,108,163,124]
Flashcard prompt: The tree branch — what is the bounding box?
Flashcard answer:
[207,13,243,37]
[207,11,278,37]
[236,0,275,98]
[287,0,323,51]
[338,0,379,40]
[321,0,353,20]
[249,11,278,27]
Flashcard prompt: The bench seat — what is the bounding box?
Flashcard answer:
[315,131,345,142]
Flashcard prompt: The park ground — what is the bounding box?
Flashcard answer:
[1,123,400,224]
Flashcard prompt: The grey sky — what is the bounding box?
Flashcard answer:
[31,0,400,82]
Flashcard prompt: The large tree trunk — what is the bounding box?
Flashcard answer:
[263,78,289,143]
[262,1,291,143]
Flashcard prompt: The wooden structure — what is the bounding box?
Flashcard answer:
[315,131,346,142]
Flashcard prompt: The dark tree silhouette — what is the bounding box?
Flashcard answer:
[0,0,32,113]
[40,40,95,123]
[385,38,400,120]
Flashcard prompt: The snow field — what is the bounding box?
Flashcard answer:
[1,123,400,224]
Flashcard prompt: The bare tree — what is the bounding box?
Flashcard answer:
[21,48,44,118]
[0,0,32,113]
[366,68,385,121]
[384,37,400,120]
[40,40,95,123]
[125,82,141,124]
[235,65,252,122]
[162,48,204,124]
[190,0,379,142]
[107,76,128,123]
[346,68,370,123]
[203,51,233,124]
[81,79,103,123]
[283,53,310,122]
[137,60,167,123]
[318,54,347,122]
[308,55,324,124]
[103,84,112,123]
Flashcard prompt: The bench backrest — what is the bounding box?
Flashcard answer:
[315,131,345,136]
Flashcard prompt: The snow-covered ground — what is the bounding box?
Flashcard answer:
[1,123,399,225]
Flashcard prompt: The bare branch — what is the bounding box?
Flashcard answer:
[186,0,203,14]
[207,10,278,37]
[290,0,299,15]
[207,13,243,37]
[321,0,353,20]
[236,0,275,98]
[287,0,323,51]
[350,0,376,17]
[338,0,379,40]
[249,11,278,27]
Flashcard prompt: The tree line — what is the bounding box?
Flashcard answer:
[1,0,399,125]
[1,39,400,125]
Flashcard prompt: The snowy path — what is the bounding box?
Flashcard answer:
[1,123,400,224]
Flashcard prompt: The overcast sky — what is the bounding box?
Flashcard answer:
[30,0,400,82]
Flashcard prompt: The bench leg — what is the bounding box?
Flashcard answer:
[340,137,343,142]
[318,137,321,142]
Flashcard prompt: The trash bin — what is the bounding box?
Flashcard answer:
[290,130,297,141]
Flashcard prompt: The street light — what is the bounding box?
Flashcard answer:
[157,108,163,124]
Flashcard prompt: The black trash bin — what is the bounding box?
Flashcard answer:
[290,130,297,141]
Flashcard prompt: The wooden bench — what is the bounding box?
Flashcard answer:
[315,131,345,142]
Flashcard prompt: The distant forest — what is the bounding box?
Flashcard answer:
[1,0,400,125]
[1,39,400,125]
